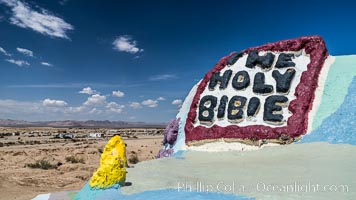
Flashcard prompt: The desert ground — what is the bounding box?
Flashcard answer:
[0,127,164,200]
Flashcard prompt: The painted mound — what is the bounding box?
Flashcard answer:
[32,36,356,200]
[158,36,342,156]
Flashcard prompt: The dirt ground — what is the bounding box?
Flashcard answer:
[0,135,163,200]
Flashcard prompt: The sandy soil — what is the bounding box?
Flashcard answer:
[0,135,163,200]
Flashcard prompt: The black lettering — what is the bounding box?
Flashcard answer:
[227,96,247,122]
[217,95,228,119]
[232,70,250,90]
[253,72,273,94]
[246,50,275,70]
[198,95,217,123]
[208,70,232,90]
[247,97,260,117]
[227,52,244,66]
[275,53,295,68]
[263,95,288,124]
[272,69,296,93]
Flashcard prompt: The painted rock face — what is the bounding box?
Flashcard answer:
[156,118,180,158]
[185,36,329,145]
[164,118,180,146]
[90,135,127,189]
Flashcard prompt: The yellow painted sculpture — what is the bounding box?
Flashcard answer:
[89,135,127,189]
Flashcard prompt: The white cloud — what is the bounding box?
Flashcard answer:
[142,99,158,108]
[112,90,124,97]
[0,99,78,117]
[0,99,43,115]
[0,97,130,120]
[129,102,141,109]
[112,35,143,54]
[0,46,11,56]
[59,0,69,6]
[64,106,86,114]
[42,98,67,107]
[83,94,106,106]
[106,102,124,113]
[157,97,166,101]
[172,99,183,106]
[79,87,98,95]
[89,108,102,114]
[0,0,74,39]
[6,58,29,67]
[149,74,178,81]
[41,62,52,67]
[16,47,33,57]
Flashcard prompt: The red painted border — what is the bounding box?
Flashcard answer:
[185,36,328,143]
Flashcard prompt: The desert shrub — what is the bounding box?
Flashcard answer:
[26,159,58,170]
[65,155,85,164]
[128,154,139,164]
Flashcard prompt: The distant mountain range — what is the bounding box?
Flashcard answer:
[0,119,166,128]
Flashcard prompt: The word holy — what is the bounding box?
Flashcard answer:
[199,50,298,125]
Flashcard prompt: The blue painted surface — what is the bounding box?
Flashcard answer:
[75,182,253,200]
[300,77,356,145]
[173,150,185,159]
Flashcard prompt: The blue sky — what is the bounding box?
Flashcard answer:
[0,0,355,123]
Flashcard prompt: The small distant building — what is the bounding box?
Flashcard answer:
[55,133,64,139]
[55,133,75,139]
[89,133,104,138]
[64,134,75,139]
